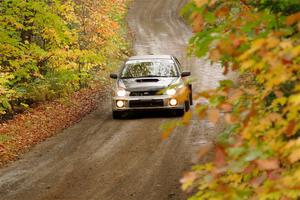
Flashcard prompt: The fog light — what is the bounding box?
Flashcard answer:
[116,100,125,108]
[169,99,178,106]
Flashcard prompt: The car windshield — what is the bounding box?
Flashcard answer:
[120,59,179,78]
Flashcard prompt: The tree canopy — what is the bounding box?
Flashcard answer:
[0,0,130,117]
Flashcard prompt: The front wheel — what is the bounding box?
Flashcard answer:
[174,100,190,117]
[185,100,190,112]
[188,84,193,105]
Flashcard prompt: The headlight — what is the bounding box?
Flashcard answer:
[116,100,125,108]
[169,99,178,106]
[166,88,176,96]
[117,89,127,97]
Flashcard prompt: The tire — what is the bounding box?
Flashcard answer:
[174,101,189,117]
[185,100,190,112]
[188,84,193,105]
[112,111,123,119]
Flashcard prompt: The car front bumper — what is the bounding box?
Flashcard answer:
[112,95,185,111]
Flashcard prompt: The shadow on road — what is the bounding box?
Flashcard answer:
[117,110,182,120]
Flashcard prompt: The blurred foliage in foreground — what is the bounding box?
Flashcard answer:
[0,0,130,118]
[180,0,300,199]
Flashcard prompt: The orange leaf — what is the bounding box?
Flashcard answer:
[208,109,220,123]
[225,114,238,124]
[255,158,279,171]
[218,40,234,55]
[223,62,229,75]
[214,145,226,167]
[209,49,221,62]
[220,103,233,112]
[191,13,204,32]
[176,87,189,104]
[286,120,297,137]
[161,127,175,140]
[286,12,300,25]
[229,89,244,101]
[215,6,230,17]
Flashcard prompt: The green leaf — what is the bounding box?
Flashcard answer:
[228,147,247,158]
[1,99,11,110]
[219,80,234,88]
[204,12,216,24]
[243,149,263,162]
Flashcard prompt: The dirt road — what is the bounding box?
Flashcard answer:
[0,0,225,199]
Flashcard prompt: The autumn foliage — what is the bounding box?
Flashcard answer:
[0,0,130,117]
[0,0,130,165]
[181,0,300,199]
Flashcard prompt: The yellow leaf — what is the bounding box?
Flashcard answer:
[241,59,256,70]
[266,37,280,49]
[208,0,217,7]
[180,171,197,190]
[239,39,265,61]
[182,111,192,125]
[288,148,300,163]
[194,0,208,8]
[291,45,300,58]
[279,40,293,49]
[289,94,300,105]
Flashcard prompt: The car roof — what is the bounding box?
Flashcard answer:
[128,55,173,60]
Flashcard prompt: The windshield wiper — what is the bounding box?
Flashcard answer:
[132,75,158,78]
[121,75,178,79]
[120,77,134,79]
[137,75,178,78]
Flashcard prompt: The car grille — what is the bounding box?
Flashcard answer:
[129,99,164,108]
[130,90,160,96]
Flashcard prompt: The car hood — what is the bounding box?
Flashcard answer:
[118,77,180,91]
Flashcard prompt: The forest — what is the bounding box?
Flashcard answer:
[0,0,130,119]
[0,0,130,165]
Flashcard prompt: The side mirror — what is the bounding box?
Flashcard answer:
[181,71,191,77]
[110,73,118,79]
